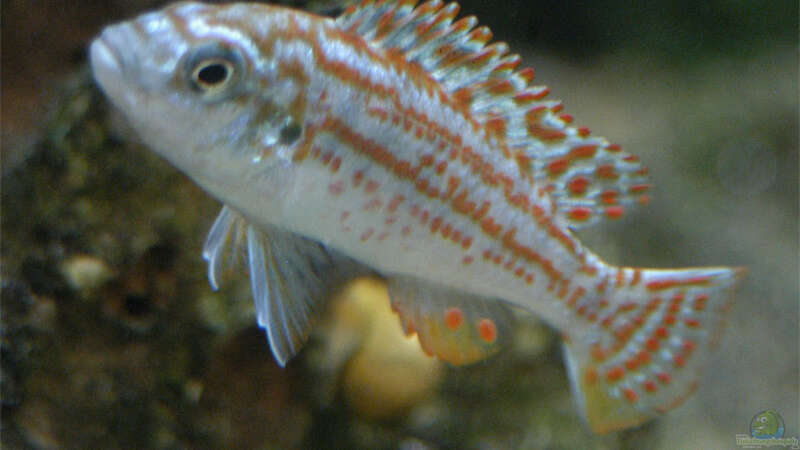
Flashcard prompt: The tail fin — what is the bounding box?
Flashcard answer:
[562,266,745,433]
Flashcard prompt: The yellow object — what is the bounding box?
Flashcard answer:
[335,278,442,420]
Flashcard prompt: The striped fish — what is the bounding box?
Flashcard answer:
[90,0,744,433]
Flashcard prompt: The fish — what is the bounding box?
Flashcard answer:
[89,0,744,433]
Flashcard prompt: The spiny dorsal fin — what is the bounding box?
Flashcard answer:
[387,275,516,366]
[337,0,651,229]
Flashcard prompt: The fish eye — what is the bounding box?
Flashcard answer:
[184,42,244,98]
[193,59,233,89]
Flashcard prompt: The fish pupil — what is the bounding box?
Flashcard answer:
[196,62,230,87]
[279,121,302,145]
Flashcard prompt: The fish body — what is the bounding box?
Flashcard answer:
[90,1,744,433]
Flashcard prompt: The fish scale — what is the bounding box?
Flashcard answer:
[90,0,744,434]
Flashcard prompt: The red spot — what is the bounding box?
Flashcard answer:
[462,255,474,265]
[486,116,507,137]
[625,358,639,371]
[605,206,625,219]
[605,366,625,383]
[585,368,598,385]
[596,164,618,179]
[559,113,574,123]
[569,207,592,222]
[435,160,448,175]
[619,301,637,312]
[481,217,503,237]
[365,179,379,193]
[663,314,676,326]
[328,181,344,196]
[673,354,686,368]
[420,154,435,166]
[420,210,430,224]
[568,176,590,195]
[614,324,633,341]
[693,294,708,311]
[477,318,498,343]
[444,307,464,330]
[532,87,550,100]
[525,273,534,285]
[352,170,364,187]
[591,344,607,361]
[387,195,405,212]
[637,350,651,365]
[359,228,374,242]
[638,195,651,205]
[330,156,342,172]
[623,388,638,403]
[441,223,453,238]
[517,67,535,83]
[657,372,672,384]
[430,216,443,233]
[362,197,382,211]
[321,152,333,165]
[625,271,640,288]
[643,380,658,393]
[655,326,669,339]
[646,338,660,352]
[577,126,591,137]
[600,190,618,205]
[630,184,651,193]
[401,225,412,236]
[377,232,389,241]
[529,124,567,142]
[682,340,697,352]
[685,318,701,328]
[461,236,473,249]
[571,144,597,159]
[547,158,569,175]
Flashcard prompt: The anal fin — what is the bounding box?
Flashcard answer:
[203,206,361,366]
[387,276,515,366]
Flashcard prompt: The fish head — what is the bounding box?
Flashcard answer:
[90,2,302,203]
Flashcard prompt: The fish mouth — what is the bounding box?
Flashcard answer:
[90,37,122,81]
[90,23,135,93]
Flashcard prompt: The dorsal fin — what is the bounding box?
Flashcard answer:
[337,0,651,228]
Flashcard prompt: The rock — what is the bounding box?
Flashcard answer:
[59,255,113,291]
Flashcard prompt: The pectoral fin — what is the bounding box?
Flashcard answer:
[203,205,360,366]
[387,276,516,366]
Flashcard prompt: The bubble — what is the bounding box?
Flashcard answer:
[715,139,777,196]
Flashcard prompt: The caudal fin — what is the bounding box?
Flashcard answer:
[562,266,745,433]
